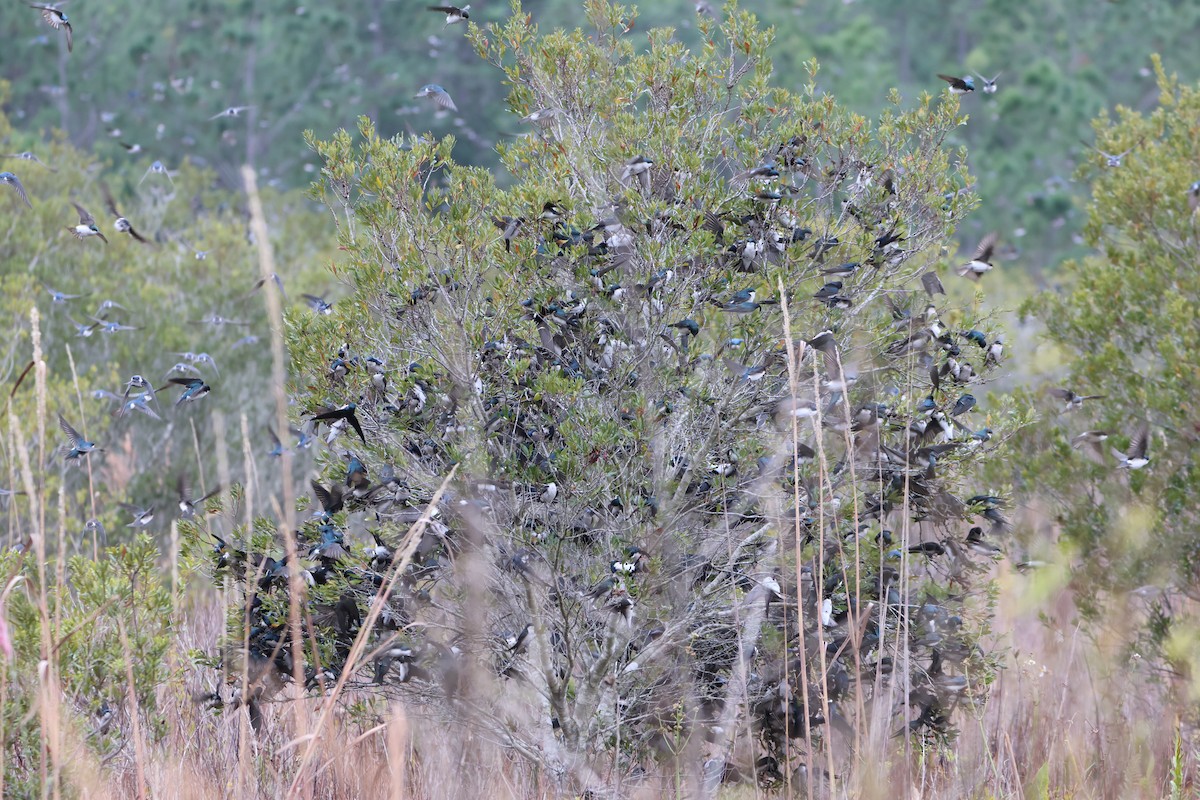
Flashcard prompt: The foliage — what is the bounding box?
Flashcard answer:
[192,2,1018,793]
[1018,58,1200,667]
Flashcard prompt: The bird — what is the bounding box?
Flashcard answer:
[68,202,108,243]
[1,172,33,208]
[209,106,254,120]
[621,155,654,191]
[139,160,174,186]
[2,152,56,171]
[312,403,367,443]
[302,294,334,315]
[956,232,997,279]
[428,5,470,27]
[177,476,221,519]
[950,394,976,417]
[58,413,101,463]
[42,283,86,304]
[1188,180,1200,213]
[266,426,289,458]
[1081,139,1140,168]
[1112,423,1151,470]
[100,182,149,243]
[973,72,1001,94]
[119,503,156,529]
[1071,430,1110,449]
[163,377,212,405]
[936,74,975,94]
[415,84,458,112]
[29,3,72,52]
[1048,387,1104,413]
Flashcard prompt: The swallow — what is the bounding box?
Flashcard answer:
[310,479,346,518]
[245,273,287,302]
[415,84,458,112]
[177,476,221,519]
[1071,430,1110,449]
[266,426,289,457]
[937,74,975,94]
[175,351,221,377]
[119,503,155,529]
[119,141,143,154]
[950,394,976,417]
[189,314,248,328]
[2,152,56,171]
[956,232,996,279]
[0,172,32,208]
[116,393,162,421]
[58,413,101,462]
[1112,423,1150,470]
[100,182,149,243]
[621,155,654,191]
[68,202,108,243]
[163,362,203,381]
[973,72,1001,94]
[1048,387,1104,413]
[163,377,211,405]
[312,402,366,443]
[139,160,174,186]
[30,3,72,52]
[209,105,254,120]
[964,526,1002,556]
[540,201,566,221]
[428,4,469,27]
[1081,139,1140,168]
[302,294,334,315]
[91,317,139,333]
[42,283,87,304]
[1188,180,1200,213]
[493,215,525,252]
[369,532,393,570]
[985,336,1004,366]
[521,107,559,125]
[66,316,97,337]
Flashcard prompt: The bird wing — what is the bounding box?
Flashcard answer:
[345,410,367,443]
[99,181,120,217]
[6,175,33,208]
[71,201,95,226]
[63,21,72,52]
[973,232,998,263]
[1047,387,1073,401]
[57,413,82,446]
[311,480,334,511]
[1128,423,1150,460]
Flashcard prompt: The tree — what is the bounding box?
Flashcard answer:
[201,1,1015,794]
[1018,58,1200,673]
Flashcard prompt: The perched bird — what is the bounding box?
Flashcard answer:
[312,402,367,443]
[937,74,975,94]
[68,202,109,243]
[209,105,254,120]
[2,152,56,171]
[29,3,72,52]
[1048,387,1104,413]
[58,413,101,463]
[1081,139,1140,168]
[950,394,976,417]
[428,4,469,27]
[1,172,33,208]
[956,232,997,279]
[100,182,149,243]
[973,72,1001,94]
[415,84,458,112]
[1112,423,1151,470]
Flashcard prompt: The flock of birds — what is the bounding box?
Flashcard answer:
[0,1,1181,787]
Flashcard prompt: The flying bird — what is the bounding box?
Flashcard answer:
[1112,423,1150,470]
[956,232,996,279]
[0,172,32,208]
[101,182,149,243]
[139,160,174,186]
[415,84,458,112]
[973,72,1001,94]
[937,74,975,94]
[209,106,254,120]
[68,202,109,243]
[428,5,470,27]
[1081,139,1140,168]
[312,402,366,443]
[58,413,101,463]
[162,377,211,405]
[2,152,56,171]
[1048,387,1104,413]
[29,3,72,52]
